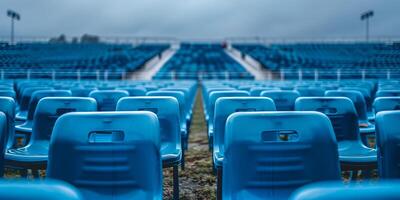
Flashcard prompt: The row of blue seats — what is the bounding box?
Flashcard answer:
[203,80,400,199]
[0,43,169,79]
[1,107,400,199]
[0,80,196,200]
[154,43,253,80]
[234,43,400,79]
[1,179,400,199]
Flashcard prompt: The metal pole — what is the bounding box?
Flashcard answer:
[10,17,14,45]
[366,18,369,42]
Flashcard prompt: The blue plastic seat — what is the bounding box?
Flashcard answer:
[222,111,340,200]
[47,111,162,200]
[117,87,147,96]
[0,180,83,200]
[71,87,96,97]
[249,87,280,96]
[213,97,276,167]
[213,97,276,198]
[373,97,400,114]
[207,90,250,149]
[117,96,181,199]
[375,90,400,97]
[290,181,400,200]
[0,112,6,176]
[16,86,53,122]
[0,90,16,99]
[295,97,377,172]
[260,90,300,111]
[89,90,129,111]
[325,90,375,146]
[375,111,400,178]
[146,90,189,150]
[160,87,193,126]
[0,97,15,149]
[5,97,97,175]
[296,87,325,97]
[15,90,72,141]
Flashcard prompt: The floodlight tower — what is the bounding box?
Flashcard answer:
[360,10,374,42]
[7,10,21,45]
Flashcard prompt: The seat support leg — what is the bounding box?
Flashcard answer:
[181,150,185,170]
[173,166,179,200]
[217,167,222,200]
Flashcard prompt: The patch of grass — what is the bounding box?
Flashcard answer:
[163,86,216,199]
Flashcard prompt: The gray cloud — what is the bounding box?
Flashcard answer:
[0,0,398,40]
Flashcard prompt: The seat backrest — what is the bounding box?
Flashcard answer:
[0,90,16,99]
[373,97,400,114]
[0,112,6,176]
[71,88,96,97]
[89,90,129,111]
[118,87,147,96]
[213,97,276,158]
[0,180,83,200]
[147,91,186,125]
[376,90,400,98]
[19,87,53,111]
[208,90,250,123]
[27,90,72,121]
[47,111,162,199]
[260,90,300,111]
[0,97,15,149]
[295,97,359,141]
[325,90,368,122]
[223,111,340,199]
[117,96,181,149]
[289,181,400,200]
[296,87,325,97]
[375,111,400,178]
[32,97,97,142]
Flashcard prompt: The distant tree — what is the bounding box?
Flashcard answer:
[49,34,67,43]
[81,34,100,44]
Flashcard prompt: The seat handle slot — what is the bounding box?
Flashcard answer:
[88,131,124,143]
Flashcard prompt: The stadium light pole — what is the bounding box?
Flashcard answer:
[360,10,374,42]
[7,10,21,45]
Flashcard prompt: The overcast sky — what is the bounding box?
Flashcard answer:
[0,0,398,40]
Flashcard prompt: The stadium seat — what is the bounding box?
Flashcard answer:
[15,90,72,144]
[212,97,276,199]
[373,97,400,114]
[0,90,16,99]
[5,97,97,176]
[117,87,147,96]
[375,90,400,97]
[325,90,375,146]
[47,111,162,200]
[222,111,340,200]
[289,181,400,200]
[89,90,129,111]
[0,180,83,200]
[295,87,325,97]
[260,90,300,111]
[207,90,250,149]
[295,97,377,176]
[0,97,15,149]
[146,90,189,151]
[15,86,53,122]
[117,96,182,199]
[0,112,6,176]
[70,87,96,97]
[375,111,400,178]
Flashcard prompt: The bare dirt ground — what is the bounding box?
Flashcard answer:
[163,88,216,199]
